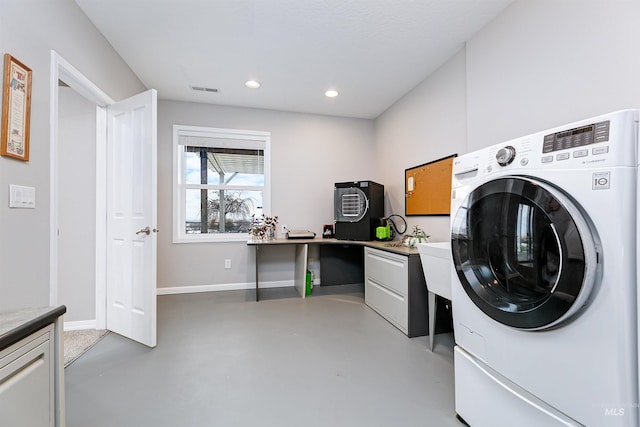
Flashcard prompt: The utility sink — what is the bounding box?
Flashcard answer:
[417,241,453,351]
[417,242,452,300]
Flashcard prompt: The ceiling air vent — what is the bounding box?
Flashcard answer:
[191,86,219,93]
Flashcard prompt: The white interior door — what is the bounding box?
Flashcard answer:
[106,89,157,347]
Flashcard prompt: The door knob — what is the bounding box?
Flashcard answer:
[136,226,151,235]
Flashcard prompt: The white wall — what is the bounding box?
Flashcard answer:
[157,101,376,290]
[4,0,638,306]
[375,49,467,242]
[0,0,145,310]
[375,0,640,243]
[466,0,640,150]
[58,85,96,322]
[155,0,640,292]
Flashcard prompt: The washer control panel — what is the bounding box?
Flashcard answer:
[454,111,637,184]
[542,120,610,153]
[492,119,612,170]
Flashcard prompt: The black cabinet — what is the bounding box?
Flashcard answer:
[319,244,364,286]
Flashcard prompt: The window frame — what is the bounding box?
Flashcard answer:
[172,124,271,243]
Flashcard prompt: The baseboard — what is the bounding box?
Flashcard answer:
[64,319,97,331]
[64,283,295,327]
[157,280,294,295]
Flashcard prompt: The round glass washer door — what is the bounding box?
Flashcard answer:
[451,176,599,330]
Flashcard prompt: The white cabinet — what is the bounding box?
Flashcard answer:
[0,324,55,426]
[0,306,65,426]
[364,247,428,337]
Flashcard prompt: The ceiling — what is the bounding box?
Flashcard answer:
[74,0,513,119]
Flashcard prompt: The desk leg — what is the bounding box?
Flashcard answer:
[294,243,309,298]
[255,245,259,302]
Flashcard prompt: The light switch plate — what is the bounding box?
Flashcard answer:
[9,184,36,209]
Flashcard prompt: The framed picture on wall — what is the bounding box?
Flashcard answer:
[1,54,32,161]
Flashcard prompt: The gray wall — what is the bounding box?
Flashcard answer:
[157,101,376,290]
[0,0,145,310]
[375,49,467,243]
[58,86,96,322]
[375,0,640,242]
[4,0,640,311]
[466,0,640,150]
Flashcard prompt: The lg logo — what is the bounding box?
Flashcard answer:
[592,171,610,190]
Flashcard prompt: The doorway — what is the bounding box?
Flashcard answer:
[50,51,112,331]
[56,83,98,328]
[50,51,158,348]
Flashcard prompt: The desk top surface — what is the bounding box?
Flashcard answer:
[247,237,420,256]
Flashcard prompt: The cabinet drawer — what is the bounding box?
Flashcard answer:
[364,247,408,296]
[365,278,408,333]
[0,327,53,427]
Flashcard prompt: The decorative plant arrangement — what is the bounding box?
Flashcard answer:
[249,215,279,240]
[404,225,429,248]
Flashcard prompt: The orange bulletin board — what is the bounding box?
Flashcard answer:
[405,154,457,216]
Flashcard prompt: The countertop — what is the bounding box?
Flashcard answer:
[247,237,420,256]
[0,305,66,350]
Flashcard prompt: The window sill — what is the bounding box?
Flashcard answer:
[173,233,250,244]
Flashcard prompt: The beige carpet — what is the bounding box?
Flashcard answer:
[64,329,109,367]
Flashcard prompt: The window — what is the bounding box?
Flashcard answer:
[173,125,271,243]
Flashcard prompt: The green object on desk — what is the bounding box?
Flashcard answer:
[305,270,313,295]
[376,224,391,240]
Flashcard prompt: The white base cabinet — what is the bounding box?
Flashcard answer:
[0,324,55,426]
[0,306,66,427]
[364,247,428,337]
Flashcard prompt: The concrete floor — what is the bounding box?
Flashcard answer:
[64,286,459,427]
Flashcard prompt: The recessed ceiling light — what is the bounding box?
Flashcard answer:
[325,89,339,98]
[245,80,261,89]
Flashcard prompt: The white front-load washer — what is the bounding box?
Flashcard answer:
[450,110,639,426]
